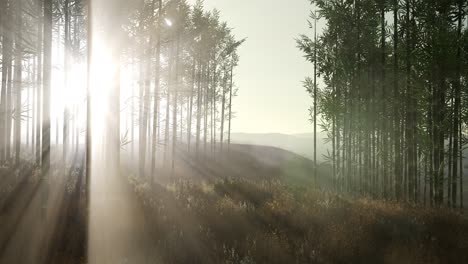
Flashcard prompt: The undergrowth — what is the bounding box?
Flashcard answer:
[130,177,468,264]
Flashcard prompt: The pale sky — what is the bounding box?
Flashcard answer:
[194,0,321,134]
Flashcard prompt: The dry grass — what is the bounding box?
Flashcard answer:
[131,177,468,264]
[1,161,467,263]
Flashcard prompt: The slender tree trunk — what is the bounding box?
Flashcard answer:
[36,0,43,166]
[139,55,145,174]
[335,48,341,191]
[212,64,217,154]
[86,0,92,210]
[164,44,173,164]
[140,0,155,178]
[131,60,135,160]
[187,60,195,153]
[380,0,388,198]
[410,4,418,203]
[13,0,23,166]
[26,62,30,149]
[4,0,14,163]
[220,69,226,152]
[195,63,202,156]
[14,0,23,166]
[150,0,162,180]
[430,81,435,206]
[227,61,234,152]
[6,49,12,162]
[0,0,12,163]
[203,63,209,154]
[210,69,214,154]
[313,13,317,184]
[451,0,463,208]
[42,0,53,220]
[74,105,79,154]
[179,97,183,143]
[210,61,215,155]
[32,52,36,156]
[172,33,180,172]
[434,69,446,205]
[460,121,463,209]
[404,0,417,202]
[448,103,453,207]
[63,0,70,167]
[393,0,402,200]
[424,153,428,205]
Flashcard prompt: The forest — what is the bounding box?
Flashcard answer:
[298,0,468,206]
[0,0,467,263]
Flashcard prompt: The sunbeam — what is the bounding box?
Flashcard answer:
[0,0,467,263]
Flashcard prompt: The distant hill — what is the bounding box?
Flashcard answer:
[146,143,333,189]
[229,133,468,205]
[229,132,330,162]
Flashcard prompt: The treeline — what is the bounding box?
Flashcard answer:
[0,0,243,179]
[298,0,467,207]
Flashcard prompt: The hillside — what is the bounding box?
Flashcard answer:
[229,132,329,161]
[130,143,333,190]
[229,135,468,205]
[1,145,468,263]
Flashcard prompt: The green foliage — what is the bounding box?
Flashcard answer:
[299,0,468,204]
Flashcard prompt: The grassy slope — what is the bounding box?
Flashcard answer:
[128,144,468,263]
[0,144,467,263]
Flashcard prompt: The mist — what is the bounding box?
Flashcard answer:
[0,0,467,263]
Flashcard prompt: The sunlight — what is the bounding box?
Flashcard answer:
[87,26,153,264]
[89,37,113,143]
[165,18,173,27]
[67,64,86,107]
[3,0,467,263]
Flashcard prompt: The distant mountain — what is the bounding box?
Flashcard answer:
[230,132,330,162]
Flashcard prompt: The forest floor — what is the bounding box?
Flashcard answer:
[0,144,467,264]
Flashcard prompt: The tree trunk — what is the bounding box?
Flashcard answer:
[203,63,209,154]
[227,61,234,152]
[32,50,36,156]
[172,34,180,172]
[140,1,155,178]
[63,0,70,166]
[36,0,43,166]
[13,0,23,166]
[86,0,92,212]
[187,60,195,153]
[195,63,202,156]
[220,69,226,152]
[451,0,463,207]
[26,62,30,149]
[42,0,53,220]
[212,64,217,154]
[380,0,387,198]
[393,0,402,200]
[313,13,317,184]
[0,0,12,163]
[459,121,463,209]
[164,44,173,164]
[150,0,162,180]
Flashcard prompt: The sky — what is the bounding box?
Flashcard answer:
[191,0,321,134]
